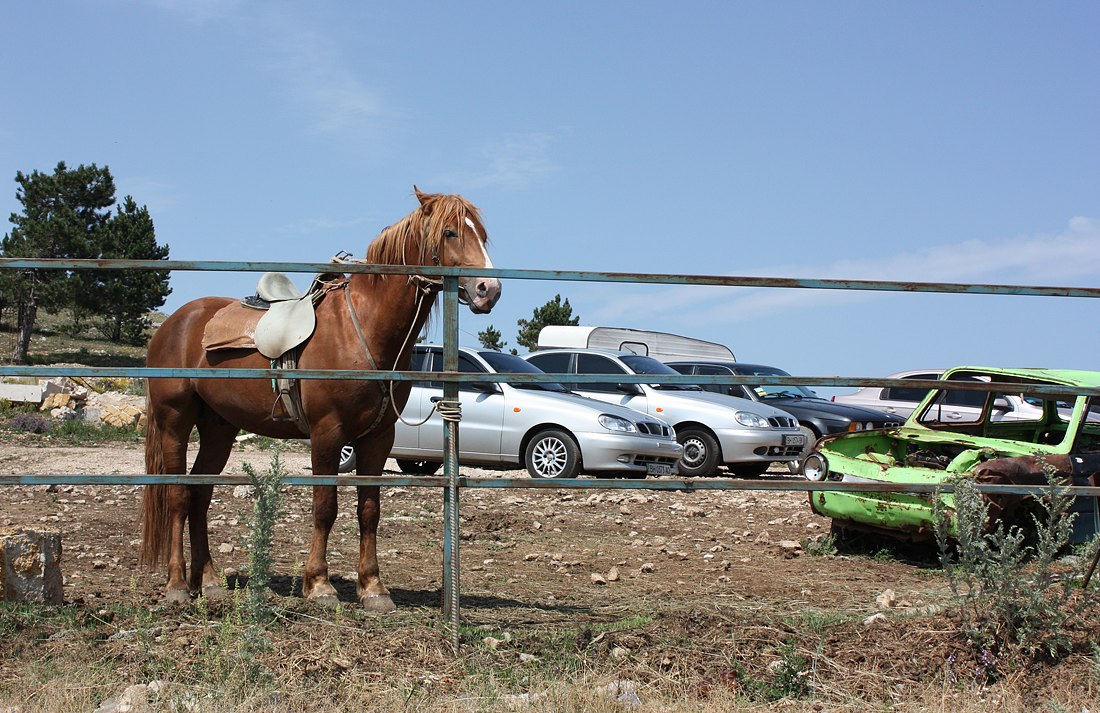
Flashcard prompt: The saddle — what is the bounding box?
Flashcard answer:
[201,270,347,434]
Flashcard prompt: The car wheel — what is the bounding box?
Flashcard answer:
[525,429,581,479]
[786,426,819,476]
[676,428,720,477]
[729,462,770,478]
[338,444,356,473]
[395,459,442,476]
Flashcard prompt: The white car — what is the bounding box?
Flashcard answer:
[523,348,804,477]
[832,369,1082,425]
[340,345,683,479]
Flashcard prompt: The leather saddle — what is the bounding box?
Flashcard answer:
[202,273,334,359]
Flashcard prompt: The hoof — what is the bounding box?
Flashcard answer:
[165,588,190,604]
[308,593,341,608]
[360,594,396,612]
[201,585,227,602]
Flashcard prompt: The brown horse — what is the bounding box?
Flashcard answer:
[140,187,501,609]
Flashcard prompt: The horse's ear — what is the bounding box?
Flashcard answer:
[414,185,428,206]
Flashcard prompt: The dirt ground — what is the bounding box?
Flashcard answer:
[2,439,1099,711]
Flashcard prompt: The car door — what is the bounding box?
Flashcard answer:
[877,372,942,419]
[416,352,507,462]
[392,347,431,450]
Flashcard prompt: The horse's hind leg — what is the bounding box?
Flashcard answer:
[185,415,239,599]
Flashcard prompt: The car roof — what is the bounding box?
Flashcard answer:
[528,347,635,358]
[942,366,1100,388]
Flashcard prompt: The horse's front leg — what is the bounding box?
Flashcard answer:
[355,433,396,611]
[356,484,395,611]
[302,484,340,605]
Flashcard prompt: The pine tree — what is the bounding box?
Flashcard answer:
[515,294,580,352]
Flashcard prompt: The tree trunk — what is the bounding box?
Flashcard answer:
[12,297,36,364]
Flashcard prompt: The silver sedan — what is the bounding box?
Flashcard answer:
[340,345,683,479]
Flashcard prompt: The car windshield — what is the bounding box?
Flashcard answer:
[621,355,702,391]
[735,365,817,399]
[478,350,568,392]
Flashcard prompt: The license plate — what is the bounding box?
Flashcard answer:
[646,463,673,476]
[783,434,806,447]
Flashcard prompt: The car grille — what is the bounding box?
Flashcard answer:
[768,444,804,457]
[633,455,680,466]
[769,416,798,429]
[638,421,673,437]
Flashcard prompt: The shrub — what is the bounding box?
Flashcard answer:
[7,413,52,434]
[934,466,1100,661]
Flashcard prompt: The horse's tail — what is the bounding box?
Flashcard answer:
[140,392,170,567]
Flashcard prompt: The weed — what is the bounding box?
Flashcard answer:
[240,447,287,622]
[802,534,838,557]
[934,466,1100,661]
[6,412,52,433]
[50,419,141,443]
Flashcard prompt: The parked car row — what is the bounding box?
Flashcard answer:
[339,326,901,480]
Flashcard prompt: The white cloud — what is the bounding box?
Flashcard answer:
[583,217,1100,327]
[259,18,382,136]
[439,132,557,190]
[137,0,243,24]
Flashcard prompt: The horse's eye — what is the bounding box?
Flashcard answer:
[443,228,458,239]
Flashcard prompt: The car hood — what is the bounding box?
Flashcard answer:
[647,388,796,420]
[507,385,674,429]
[763,397,897,423]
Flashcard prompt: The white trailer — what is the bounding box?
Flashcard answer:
[536,326,734,362]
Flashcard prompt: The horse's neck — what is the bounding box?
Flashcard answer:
[341,273,435,368]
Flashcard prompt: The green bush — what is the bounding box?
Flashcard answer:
[934,466,1100,661]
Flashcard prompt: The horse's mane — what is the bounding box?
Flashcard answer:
[366,191,484,267]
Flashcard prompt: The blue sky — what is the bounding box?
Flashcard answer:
[3,1,1098,390]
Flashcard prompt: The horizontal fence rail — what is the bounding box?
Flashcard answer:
[3,474,1099,498]
[3,257,1099,650]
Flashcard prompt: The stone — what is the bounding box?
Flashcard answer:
[875,589,897,609]
[0,526,63,604]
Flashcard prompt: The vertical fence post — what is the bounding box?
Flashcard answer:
[441,275,461,652]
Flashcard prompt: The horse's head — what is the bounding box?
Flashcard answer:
[413,187,502,314]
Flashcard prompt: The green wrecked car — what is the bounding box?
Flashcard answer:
[806,367,1100,543]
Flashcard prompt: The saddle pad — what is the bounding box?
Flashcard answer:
[202,303,262,351]
[255,296,317,359]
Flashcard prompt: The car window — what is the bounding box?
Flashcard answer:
[882,373,939,403]
[576,353,628,393]
[413,349,438,387]
[457,353,493,392]
[620,355,701,390]
[527,351,572,378]
[693,364,747,398]
[479,350,568,392]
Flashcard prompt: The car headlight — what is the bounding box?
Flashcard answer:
[735,411,771,428]
[598,414,637,433]
[803,453,828,481]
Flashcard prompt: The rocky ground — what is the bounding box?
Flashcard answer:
[1,439,1098,712]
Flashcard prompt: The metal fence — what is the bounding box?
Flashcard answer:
[3,257,1100,650]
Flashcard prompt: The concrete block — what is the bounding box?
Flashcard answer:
[0,527,63,604]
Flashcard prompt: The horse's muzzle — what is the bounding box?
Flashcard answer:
[464,277,502,314]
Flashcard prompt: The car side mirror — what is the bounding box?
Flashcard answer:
[992,397,1011,413]
[617,383,643,396]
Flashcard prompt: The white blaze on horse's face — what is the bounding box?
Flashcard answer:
[459,216,502,314]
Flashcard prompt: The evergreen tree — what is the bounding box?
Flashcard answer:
[477,324,506,351]
[1,163,171,359]
[2,162,116,362]
[76,196,171,344]
[515,294,580,352]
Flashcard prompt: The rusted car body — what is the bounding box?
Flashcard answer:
[805,367,1100,543]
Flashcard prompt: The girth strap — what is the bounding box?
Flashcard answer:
[344,285,392,439]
